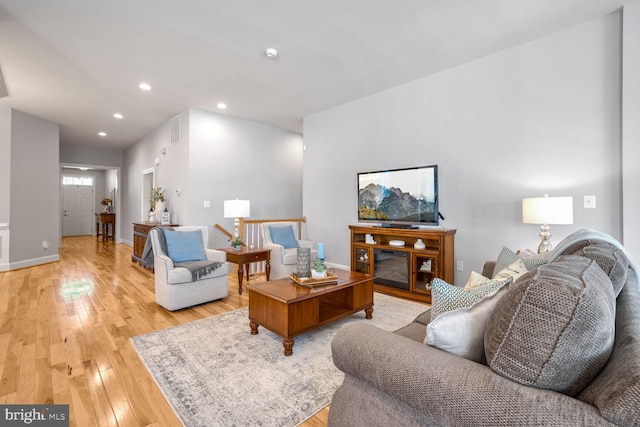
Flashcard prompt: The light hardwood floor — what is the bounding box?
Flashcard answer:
[0,236,329,426]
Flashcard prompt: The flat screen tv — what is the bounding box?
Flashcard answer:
[357,165,439,227]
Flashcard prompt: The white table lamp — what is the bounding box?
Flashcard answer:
[224,199,250,243]
[522,195,573,254]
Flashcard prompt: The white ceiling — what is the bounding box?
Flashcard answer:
[0,0,630,150]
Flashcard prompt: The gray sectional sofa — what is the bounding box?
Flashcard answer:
[328,230,640,426]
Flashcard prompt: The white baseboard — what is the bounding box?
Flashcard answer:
[1,254,60,271]
[0,229,9,270]
[327,262,349,271]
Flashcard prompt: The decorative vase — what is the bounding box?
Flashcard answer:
[414,239,426,250]
[296,247,311,278]
[234,245,241,251]
[154,200,166,219]
[311,269,327,278]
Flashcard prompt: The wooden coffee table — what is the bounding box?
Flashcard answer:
[246,268,374,356]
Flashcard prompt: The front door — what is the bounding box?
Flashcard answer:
[62,185,94,236]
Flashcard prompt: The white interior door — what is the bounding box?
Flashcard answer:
[63,185,94,236]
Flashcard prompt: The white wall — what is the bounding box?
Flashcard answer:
[303,12,623,283]
[623,1,640,258]
[0,108,10,223]
[122,108,303,249]
[121,116,175,243]
[9,109,60,267]
[0,108,11,269]
[105,169,118,210]
[60,143,123,167]
[187,108,304,249]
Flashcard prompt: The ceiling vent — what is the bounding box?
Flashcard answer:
[170,115,180,145]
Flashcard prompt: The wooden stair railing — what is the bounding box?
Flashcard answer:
[213,223,233,240]
[215,218,308,277]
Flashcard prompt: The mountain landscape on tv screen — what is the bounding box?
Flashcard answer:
[358,183,436,222]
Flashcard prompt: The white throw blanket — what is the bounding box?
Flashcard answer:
[550,228,640,283]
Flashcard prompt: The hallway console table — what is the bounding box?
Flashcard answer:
[96,213,116,241]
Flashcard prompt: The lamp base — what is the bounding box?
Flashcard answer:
[537,224,553,254]
[231,217,242,244]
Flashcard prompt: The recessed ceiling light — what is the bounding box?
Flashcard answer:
[265,48,278,58]
[217,103,227,109]
[98,132,107,137]
[113,113,123,119]
[139,82,151,91]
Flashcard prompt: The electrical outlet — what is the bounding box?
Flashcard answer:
[42,240,50,249]
[584,195,596,209]
[456,260,464,271]
[203,200,211,208]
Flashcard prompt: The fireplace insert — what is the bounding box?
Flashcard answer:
[373,249,410,290]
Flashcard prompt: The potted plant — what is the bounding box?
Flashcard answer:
[230,238,244,251]
[101,198,112,213]
[311,258,327,278]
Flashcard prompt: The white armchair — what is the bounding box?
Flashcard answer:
[260,221,318,279]
[149,225,229,311]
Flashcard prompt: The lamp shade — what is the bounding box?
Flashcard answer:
[522,196,573,225]
[224,199,250,218]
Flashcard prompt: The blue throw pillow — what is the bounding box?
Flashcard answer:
[269,225,300,249]
[164,230,207,262]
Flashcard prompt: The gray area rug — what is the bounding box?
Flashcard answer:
[131,292,428,427]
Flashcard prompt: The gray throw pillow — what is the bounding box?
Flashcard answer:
[571,242,630,297]
[484,255,616,396]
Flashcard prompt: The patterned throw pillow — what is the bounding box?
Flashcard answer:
[464,259,527,291]
[430,277,511,322]
[492,247,548,278]
[493,258,528,283]
[463,271,493,291]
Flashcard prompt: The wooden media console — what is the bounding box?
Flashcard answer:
[349,225,456,303]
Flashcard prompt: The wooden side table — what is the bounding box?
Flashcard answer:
[218,247,271,294]
[96,213,116,241]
